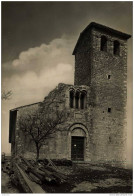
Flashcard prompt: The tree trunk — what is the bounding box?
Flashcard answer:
[36,143,40,162]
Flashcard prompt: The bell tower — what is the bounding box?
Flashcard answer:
[73,22,131,166]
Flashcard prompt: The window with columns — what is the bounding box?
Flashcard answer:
[69,89,87,109]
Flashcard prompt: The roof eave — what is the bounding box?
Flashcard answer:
[10,101,42,111]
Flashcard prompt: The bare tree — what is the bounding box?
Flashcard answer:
[2,90,12,100]
[18,104,66,162]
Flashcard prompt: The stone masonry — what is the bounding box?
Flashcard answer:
[73,22,131,166]
[9,22,131,167]
[9,84,91,161]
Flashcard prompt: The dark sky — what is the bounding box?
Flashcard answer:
[2,1,132,63]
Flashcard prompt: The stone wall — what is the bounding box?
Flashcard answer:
[12,83,92,162]
[13,103,40,158]
[74,29,92,86]
[74,26,128,166]
[91,28,127,166]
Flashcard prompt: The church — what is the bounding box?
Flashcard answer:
[9,22,131,167]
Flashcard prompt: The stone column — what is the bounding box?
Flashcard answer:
[73,92,75,108]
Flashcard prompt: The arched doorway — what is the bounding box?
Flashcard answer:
[71,128,86,161]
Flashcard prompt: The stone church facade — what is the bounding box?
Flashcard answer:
[9,22,131,167]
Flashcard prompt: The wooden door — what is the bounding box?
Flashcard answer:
[71,136,84,161]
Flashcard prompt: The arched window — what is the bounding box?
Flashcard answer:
[75,91,80,109]
[80,91,87,109]
[100,36,107,52]
[69,90,74,108]
[113,40,120,55]
[69,89,87,109]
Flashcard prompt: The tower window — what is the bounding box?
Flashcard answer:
[108,75,111,79]
[113,40,120,56]
[108,108,111,113]
[100,36,107,52]
[109,136,112,143]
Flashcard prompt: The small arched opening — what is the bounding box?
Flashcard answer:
[80,91,87,109]
[113,40,120,55]
[69,90,74,108]
[75,91,80,109]
[100,36,107,52]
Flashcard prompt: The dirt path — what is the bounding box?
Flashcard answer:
[2,171,20,193]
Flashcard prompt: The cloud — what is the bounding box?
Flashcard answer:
[3,35,75,78]
[5,62,73,104]
[2,36,75,103]
[2,35,76,154]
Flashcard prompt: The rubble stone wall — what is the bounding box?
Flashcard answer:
[91,28,127,166]
[74,27,128,166]
[13,83,93,161]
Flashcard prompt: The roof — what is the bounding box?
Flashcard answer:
[73,22,131,55]
[10,102,42,111]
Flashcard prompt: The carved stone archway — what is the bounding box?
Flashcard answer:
[68,123,88,160]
